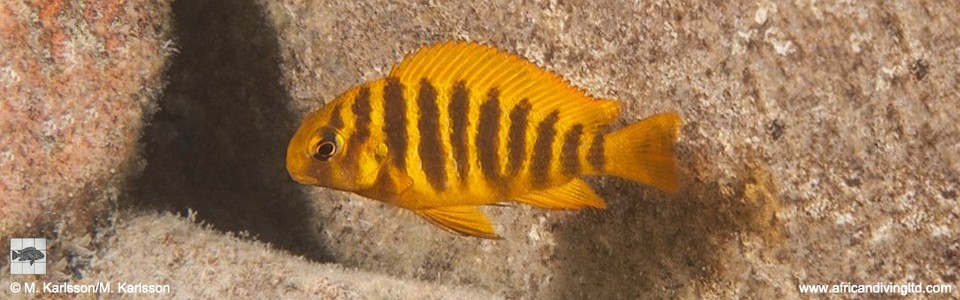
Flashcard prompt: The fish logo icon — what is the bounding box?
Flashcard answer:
[12,247,45,265]
[9,238,46,275]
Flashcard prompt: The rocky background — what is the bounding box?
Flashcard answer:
[2,0,958,299]
[0,0,173,285]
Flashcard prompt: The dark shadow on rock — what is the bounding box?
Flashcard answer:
[130,0,332,262]
[550,151,774,298]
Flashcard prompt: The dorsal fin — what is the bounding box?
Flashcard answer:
[389,41,621,129]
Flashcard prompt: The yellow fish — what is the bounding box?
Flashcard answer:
[287,41,680,239]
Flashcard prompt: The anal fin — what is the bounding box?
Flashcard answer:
[415,206,501,239]
[514,179,606,210]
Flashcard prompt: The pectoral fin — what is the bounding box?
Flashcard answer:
[514,179,606,209]
[377,163,414,197]
[415,206,501,239]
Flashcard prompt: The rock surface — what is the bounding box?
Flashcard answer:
[1,0,958,299]
[85,213,492,299]
[0,0,173,261]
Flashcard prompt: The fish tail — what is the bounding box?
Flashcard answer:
[12,250,19,260]
[599,112,681,193]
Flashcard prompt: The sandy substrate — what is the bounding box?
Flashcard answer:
[2,1,958,299]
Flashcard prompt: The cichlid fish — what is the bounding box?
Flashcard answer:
[12,246,45,265]
[287,41,680,238]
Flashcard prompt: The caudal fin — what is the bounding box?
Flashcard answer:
[12,250,19,260]
[601,112,681,193]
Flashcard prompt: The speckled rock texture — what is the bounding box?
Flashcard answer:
[0,0,173,259]
[81,213,492,299]
[2,0,958,299]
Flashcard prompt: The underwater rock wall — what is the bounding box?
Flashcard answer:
[1,1,957,299]
[0,0,173,261]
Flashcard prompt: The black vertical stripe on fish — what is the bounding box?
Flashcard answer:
[345,87,372,166]
[476,88,502,184]
[384,77,408,170]
[417,79,447,191]
[530,110,560,188]
[588,133,605,172]
[561,124,584,176]
[449,82,470,184]
[506,99,532,176]
[329,103,344,129]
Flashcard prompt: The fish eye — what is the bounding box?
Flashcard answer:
[312,140,337,161]
[310,128,341,161]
